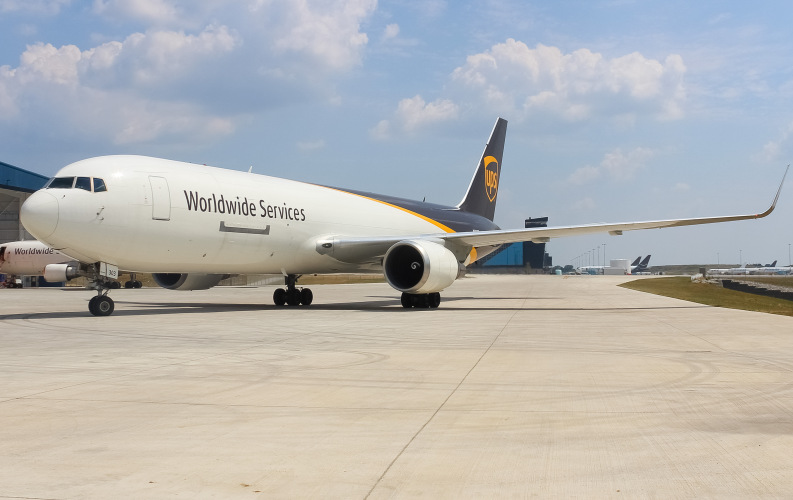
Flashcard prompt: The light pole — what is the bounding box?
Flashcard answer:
[739,249,742,266]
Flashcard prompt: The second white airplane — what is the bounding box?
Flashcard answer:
[20,118,787,315]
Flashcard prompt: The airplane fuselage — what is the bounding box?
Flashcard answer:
[23,156,498,275]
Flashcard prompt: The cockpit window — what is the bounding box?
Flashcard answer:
[44,176,108,192]
[47,176,75,189]
[74,177,92,191]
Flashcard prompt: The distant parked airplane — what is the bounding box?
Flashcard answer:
[632,255,652,273]
[0,240,76,287]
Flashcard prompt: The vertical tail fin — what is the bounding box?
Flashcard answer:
[457,118,508,221]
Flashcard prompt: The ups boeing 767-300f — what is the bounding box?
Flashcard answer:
[20,118,788,316]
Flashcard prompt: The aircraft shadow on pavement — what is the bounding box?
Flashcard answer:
[2,296,709,320]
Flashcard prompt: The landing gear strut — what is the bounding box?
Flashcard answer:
[401,292,441,309]
[273,274,313,306]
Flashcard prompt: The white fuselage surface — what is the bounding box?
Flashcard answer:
[23,156,458,275]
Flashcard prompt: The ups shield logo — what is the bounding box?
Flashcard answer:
[484,155,499,202]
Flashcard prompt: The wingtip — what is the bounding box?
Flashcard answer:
[758,164,789,218]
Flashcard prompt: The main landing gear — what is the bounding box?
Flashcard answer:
[401,292,441,309]
[273,274,313,306]
[124,272,143,288]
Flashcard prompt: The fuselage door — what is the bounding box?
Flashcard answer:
[149,176,171,221]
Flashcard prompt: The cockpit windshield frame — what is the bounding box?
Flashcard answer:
[45,176,107,193]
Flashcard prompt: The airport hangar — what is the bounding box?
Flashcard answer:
[0,161,49,286]
[469,217,553,272]
[0,160,47,244]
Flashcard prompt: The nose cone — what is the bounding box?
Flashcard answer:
[21,191,59,239]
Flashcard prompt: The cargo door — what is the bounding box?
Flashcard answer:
[149,176,171,221]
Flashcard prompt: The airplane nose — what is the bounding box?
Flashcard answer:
[21,191,59,239]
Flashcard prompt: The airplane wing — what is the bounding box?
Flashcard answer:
[322,165,787,262]
[441,202,780,247]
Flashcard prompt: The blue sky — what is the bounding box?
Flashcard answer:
[2,0,792,267]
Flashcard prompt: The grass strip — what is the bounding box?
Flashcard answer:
[619,276,793,317]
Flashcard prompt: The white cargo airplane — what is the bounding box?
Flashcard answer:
[0,239,143,288]
[0,240,76,286]
[20,118,788,315]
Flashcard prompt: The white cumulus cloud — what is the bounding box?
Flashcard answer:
[0,25,240,144]
[262,0,376,71]
[382,23,399,41]
[0,0,377,147]
[568,147,654,185]
[1,0,70,14]
[93,0,180,26]
[449,39,687,123]
[373,95,459,138]
[759,121,793,163]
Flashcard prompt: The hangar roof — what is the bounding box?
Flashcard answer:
[0,160,48,193]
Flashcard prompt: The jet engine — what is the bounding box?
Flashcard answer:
[152,273,228,290]
[43,263,81,282]
[383,240,461,294]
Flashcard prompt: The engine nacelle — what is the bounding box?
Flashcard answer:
[43,263,81,282]
[152,273,228,290]
[383,240,461,294]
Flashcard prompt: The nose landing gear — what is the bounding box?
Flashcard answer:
[87,263,118,316]
[88,293,114,316]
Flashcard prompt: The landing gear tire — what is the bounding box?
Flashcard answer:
[300,288,313,306]
[286,289,301,306]
[401,292,441,309]
[273,288,286,306]
[273,274,313,306]
[89,295,114,316]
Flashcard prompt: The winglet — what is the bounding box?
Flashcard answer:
[755,164,788,219]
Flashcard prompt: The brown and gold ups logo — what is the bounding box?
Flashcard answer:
[484,155,499,202]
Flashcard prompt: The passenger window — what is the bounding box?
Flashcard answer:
[75,177,92,191]
[93,178,107,192]
[47,177,75,189]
